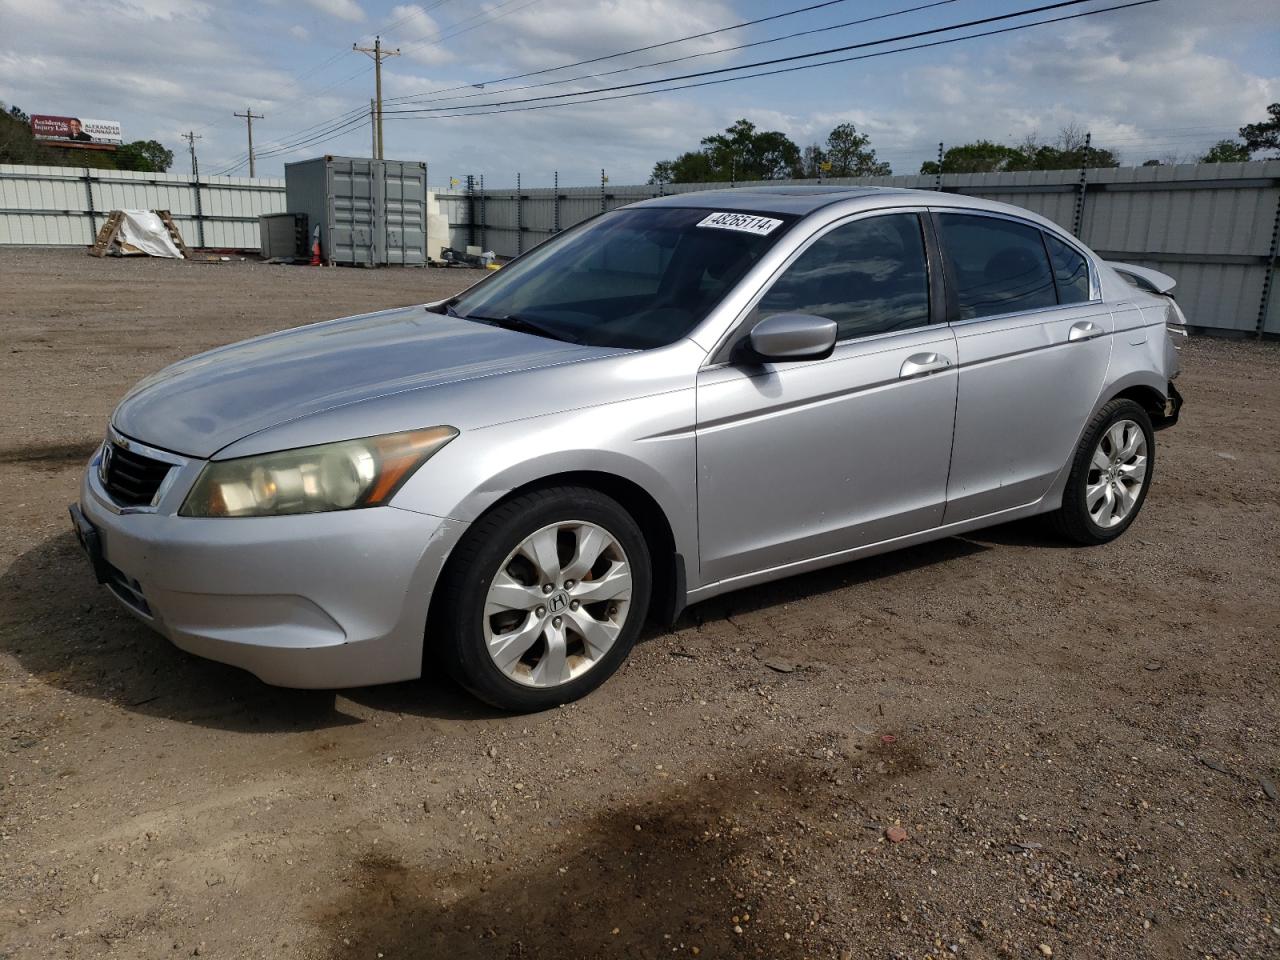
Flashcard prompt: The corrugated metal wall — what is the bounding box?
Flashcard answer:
[0,164,285,249]
[438,160,1280,336]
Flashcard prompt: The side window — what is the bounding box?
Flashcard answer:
[1044,232,1091,304]
[937,214,1056,320]
[754,213,930,340]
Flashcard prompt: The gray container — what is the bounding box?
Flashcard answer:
[284,155,427,266]
[258,212,308,259]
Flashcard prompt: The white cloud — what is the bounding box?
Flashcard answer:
[388,4,456,66]
[289,24,310,41]
[304,0,364,23]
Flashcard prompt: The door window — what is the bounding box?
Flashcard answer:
[1044,232,1091,304]
[937,214,1057,320]
[753,213,931,340]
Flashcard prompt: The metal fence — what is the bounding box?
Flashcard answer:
[0,164,286,249]
[437,160,1280,337]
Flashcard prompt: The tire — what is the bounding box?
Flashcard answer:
[436,486,652,712]
[1050,398,1155,545]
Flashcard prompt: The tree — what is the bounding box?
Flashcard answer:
[921,139,1023,174]
[648,160,675,185]
[116,139,174,173]
[1199,139,1252,163]
[1239,103,1279,158]
[920,128,1119,174]
[800,143,827,178]
[823,122,890,177]
[700,119,801,181]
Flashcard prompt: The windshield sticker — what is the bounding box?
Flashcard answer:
[697,212,783,236]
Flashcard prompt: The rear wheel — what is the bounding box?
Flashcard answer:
[1050,398,1154,545]
[436,486,651,711]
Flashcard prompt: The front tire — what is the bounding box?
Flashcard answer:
[1050,398,1155,545]
[436,486,652,712]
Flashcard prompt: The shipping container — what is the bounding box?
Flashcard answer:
[284,156,427,266]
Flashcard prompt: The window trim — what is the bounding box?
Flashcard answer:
[927,208,1102,327]
[708,206,942,366]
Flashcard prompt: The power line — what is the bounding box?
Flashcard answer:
[384,0,1161,122]
[388,0,963,109]
[384,0,862,106]
[211,0,536,172]
[382,0,1130,118]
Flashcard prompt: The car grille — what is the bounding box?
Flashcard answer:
[102,441,172,507]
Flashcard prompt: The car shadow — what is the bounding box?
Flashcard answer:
[0,531,500,733]
[2,518,1065,731]
[665,531,993,632]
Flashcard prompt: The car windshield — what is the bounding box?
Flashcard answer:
[442,207,795,349]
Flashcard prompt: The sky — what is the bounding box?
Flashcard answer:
[1,0,1276,188]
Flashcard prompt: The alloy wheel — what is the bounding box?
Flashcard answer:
[482,521,633,688]
[1085,418,1148,528]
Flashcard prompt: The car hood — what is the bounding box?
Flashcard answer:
[111,305,613,458]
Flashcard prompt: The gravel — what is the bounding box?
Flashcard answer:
[1,248,1278,959]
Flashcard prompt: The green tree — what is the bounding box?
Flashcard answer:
[648,160,675,185]
[116,139,174,173]
[921,129,1119,174]
[921,139,1023,174]
[1239,103,1279,158]
[650,118,802,184]
[823,122,891,176]
[1199,139,1252,163]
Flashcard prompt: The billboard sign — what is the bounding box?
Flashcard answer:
[31,115,123,148]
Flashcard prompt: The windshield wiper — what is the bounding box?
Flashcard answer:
[463,313,580,344]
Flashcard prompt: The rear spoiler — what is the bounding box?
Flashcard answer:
[1107,261,1177,296]
[1109,262,1189,337]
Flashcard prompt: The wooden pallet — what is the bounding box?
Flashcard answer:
[89,209,193,259]
[155,210,191,259]
[89,211,124,257]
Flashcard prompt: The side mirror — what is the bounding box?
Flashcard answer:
[745,313,838,362]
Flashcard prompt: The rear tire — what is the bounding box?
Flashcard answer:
[436,486,651,712]
[1050,398,1154,545]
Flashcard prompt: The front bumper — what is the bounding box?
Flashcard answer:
[76,451,467,688]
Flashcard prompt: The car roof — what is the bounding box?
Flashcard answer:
[633,185,920,215]
[629,184,1075,237]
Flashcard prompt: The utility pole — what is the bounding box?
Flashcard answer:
[233,108,264,177]
[370,99,378,158]
[182,130,202,176]
[354,36,400,160]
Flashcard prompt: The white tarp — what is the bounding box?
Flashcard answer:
[115,210,183,258]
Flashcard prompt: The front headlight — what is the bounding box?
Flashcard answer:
[179,426,457,518]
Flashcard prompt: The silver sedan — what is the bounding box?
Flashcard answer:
[72,187,1184,711]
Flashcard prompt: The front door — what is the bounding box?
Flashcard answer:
[696,211,958,585]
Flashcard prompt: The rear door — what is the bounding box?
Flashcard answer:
[934,212,1113,524]
[696,210,958,584]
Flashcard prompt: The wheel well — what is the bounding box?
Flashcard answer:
[1110,384,1167,423]
[426,472,683,651]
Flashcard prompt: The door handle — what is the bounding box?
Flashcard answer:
[899,353,952,379]
[1068,320,1103,342]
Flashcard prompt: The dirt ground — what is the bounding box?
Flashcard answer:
[1,247,1278,960]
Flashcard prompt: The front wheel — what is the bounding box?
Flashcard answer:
[436,486,651,712]
[1050,398,1155,545]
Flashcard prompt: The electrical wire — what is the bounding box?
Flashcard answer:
[383,0,863,105]
[383,0,1161,122]
[382,0,1137,117]
[386,0,964,109]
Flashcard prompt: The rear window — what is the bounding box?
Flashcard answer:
[937,214,1057,320]
[446,207,795,349]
